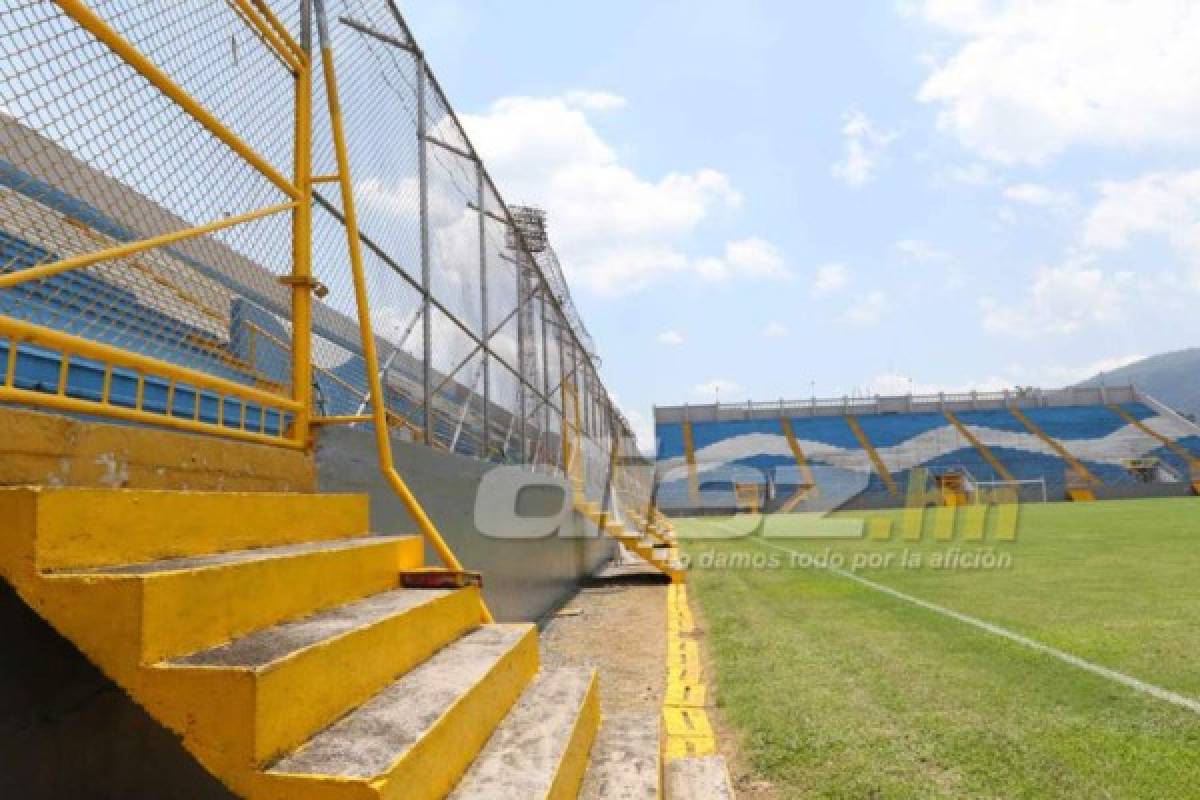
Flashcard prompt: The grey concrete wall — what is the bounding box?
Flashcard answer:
[315,426,615,623]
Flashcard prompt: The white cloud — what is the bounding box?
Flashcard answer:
[895,238,966,290]
[562,90,627,112]
[1083,169,1200,287]
[1040,354,1145,386]
[357,175,460,225]
[761,321,789,338]
[610,393,655,454]
[811,262,850,296]
[657,329,685,346]
[862,354,1145,395]
[975,166,1200,340]
[980,261,1135,337]
[693,379,745,401]
[945,162,996,186]
[1003,182,1074,209]
[841,290,887,326]
[831,110,896,188]
[867,370,1012,396]
[916,0,1200,164]
[895,238,950,262]
[459,92,787,295]
[694,237,791,281]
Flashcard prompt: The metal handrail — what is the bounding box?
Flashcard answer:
[313,0,491,622]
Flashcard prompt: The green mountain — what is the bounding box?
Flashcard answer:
[1074,348,1200,420]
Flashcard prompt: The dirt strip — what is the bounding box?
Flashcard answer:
[538,568,667,716]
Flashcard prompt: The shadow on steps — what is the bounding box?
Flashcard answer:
[0,582,237,800]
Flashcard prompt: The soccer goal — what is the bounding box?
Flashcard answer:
[972,478,1048,504]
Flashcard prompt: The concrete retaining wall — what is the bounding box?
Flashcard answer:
[315,426,615,624]
[0,404,315,491]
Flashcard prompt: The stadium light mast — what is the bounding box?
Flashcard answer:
[509,206,548,424]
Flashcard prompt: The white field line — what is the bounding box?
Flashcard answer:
[687,518,1200,715]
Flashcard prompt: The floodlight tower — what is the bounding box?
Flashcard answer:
[509,205,548,399]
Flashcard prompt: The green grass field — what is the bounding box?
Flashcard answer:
[678,497,1200,799]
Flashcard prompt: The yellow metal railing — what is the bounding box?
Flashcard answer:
[0,0,312,448]
[0,1,486,608]
[311,0,491,619]
[0,316,303,448]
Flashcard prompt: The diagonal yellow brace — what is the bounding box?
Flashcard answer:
[312,0,492,622]
[227,0,303,71]
[945,410,1016,482]
[1010,406,1099,485]
[1108,404,1199,468]
[846,414,899,497]
[52,0,300,201]
[251,0,305,59]
[0,201,296,290]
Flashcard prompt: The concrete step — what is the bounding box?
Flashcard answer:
[261,624,539,800]
[1,486,369,570]
[652,547,680,564]
[579,711,661,799]
[617,541,687,584]
[447,667,600,799]
[159,587,483,766]
[665,756,735,800]
[50,535,422,663]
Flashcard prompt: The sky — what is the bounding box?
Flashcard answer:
[401,0,1200,447]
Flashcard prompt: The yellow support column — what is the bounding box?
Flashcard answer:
[1010,406,1098,486]
[682,419,700,503]
[1108,404,1199,470]
[779,417,818,496]
[944,410,1015,482]
[289,6,314,446]
[846,414,899,498]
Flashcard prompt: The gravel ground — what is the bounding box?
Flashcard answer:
[538,572,667,715]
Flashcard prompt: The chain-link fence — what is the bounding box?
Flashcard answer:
[0,1,653,515]
[305,0,651,512]
[0,0,305,442]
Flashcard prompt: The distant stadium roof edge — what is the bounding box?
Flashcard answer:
[655,384,1160,424]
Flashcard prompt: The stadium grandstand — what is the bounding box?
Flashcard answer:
[654,386,1200,514]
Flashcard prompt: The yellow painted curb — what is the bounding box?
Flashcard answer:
[662,579,718,761]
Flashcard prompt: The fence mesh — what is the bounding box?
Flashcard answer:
[0,1,302,438]
[0,0,654,512]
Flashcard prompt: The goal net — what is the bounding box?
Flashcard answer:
[971,478,1048,504]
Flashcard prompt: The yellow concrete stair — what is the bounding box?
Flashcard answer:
[162,586,484,768]
[259,624,540,799]
[571,494,682,582]
[447,667,600,799]
[580,711,662,799]
[604,523,684,584]
[572,497,683,583]
[0,486,602,799]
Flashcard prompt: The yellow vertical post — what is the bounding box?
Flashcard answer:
[311,0,491,621]
[290,1,314,445]
[682,419,699,503]
[560,376,572,478]
[571,377,584,486]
